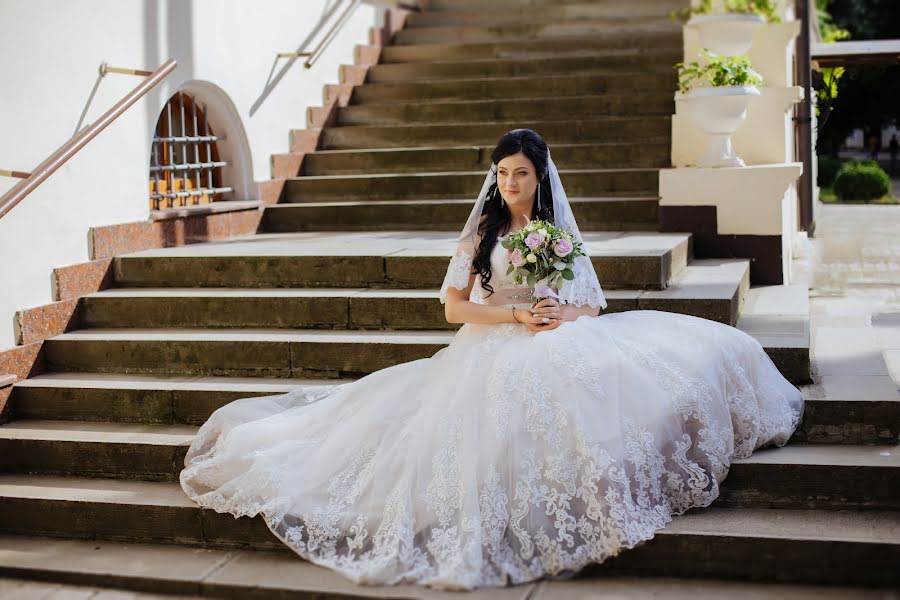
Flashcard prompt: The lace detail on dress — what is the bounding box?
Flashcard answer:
[439,249,473,304]
[558,256,607,309]
[180,305,803,590]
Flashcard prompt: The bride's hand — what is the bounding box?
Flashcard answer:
[514,299,562,332]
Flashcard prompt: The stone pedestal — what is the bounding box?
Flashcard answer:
[659,164,803,285]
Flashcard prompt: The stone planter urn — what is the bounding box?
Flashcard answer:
[676,85,761,167]
[687,13,766,56]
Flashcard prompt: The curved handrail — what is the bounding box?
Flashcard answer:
[0,58,177,220]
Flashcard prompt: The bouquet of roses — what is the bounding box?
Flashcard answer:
[500,219,586,303]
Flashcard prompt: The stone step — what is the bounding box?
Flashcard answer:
[0,476,896,587]
[295,142,670,176]
[262,197,659,233]
[408,3,687,26]
[0,422,896,511]
[316,118,671,150]
[379,34,684,63]
[280,168,660,202]
[0,536,895,598]
[363,55,677,84]
[112,232,690,291]
[426,0,687,12]
[78,260,745,332]
[40,323,804,383]
[9,374,346,425]
[392,20,682,46]
[350,73,675,104]
[12,371,895,445]
[337,95,676,125]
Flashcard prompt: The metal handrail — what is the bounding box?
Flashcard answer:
[0,58,177,220]
[278,0,361,69]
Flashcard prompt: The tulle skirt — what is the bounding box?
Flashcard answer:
[180,310,803,590]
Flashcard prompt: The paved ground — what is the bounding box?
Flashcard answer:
[804,202,900,403]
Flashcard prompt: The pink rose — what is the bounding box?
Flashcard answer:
[525,232,544,250]
[509,248,525,267]
[553,239,573,257]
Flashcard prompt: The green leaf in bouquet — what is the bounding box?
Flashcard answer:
[526,273,536,287]
[500,239,515,250]
[506,264,514,275]
[561,268,575,281]
[553,261,566,270]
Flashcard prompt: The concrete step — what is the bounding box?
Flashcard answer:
[280,168,660,202]
[350,73,675,104]
[408,3,687,26]
[79,260,745,331]
[41,324,804,383]
[0,536,894,599]
[316,118,671,150]
[10,371,896,445]
[364,55,677,84]
[261,197,659,233]
[0,476,896,587]
[112,232,690,291]
[337,95,676,125]
[9,374,345,425]
[379,34,684,63]
[294,143,670,176]
[0,422,896,511]
[392,20,681,46]
[426,0,688,12]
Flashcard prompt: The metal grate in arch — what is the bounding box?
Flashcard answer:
[149,91,232,209]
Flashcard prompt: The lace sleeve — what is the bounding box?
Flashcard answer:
[439,246,474,304]
[558,255,607,309]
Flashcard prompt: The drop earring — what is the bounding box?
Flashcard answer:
[499,189,505,207]
[537,184,541,211]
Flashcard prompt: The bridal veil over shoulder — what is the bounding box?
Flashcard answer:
[180,143,804,590]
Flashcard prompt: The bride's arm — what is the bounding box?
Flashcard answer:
[444,277,533,325]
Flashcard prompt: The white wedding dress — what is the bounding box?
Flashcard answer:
[180,236,804,590]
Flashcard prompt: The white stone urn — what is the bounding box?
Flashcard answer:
[687,13,766,56]
[676,85,761,168]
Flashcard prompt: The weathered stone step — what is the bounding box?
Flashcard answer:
[262,197,659,233]
[426,0,687,11]
[280,168,660,202]
[10,371,896,445]
[364,55,677,84]
[350,73,675,104]
[337,95,675,125]
[112,232,690,291]
[379,34,684,63]
[78,260,744,332]
[315,118,671,151]
[9,374,345,425]
[392,20,681,46]
[1,422,896,511]
[294,142,670,176]
[408,3,686,26]
[0,476,896,587]
[41,324,804,383]
[0,535,890,600]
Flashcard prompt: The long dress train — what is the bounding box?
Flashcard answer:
[179,239,804,590]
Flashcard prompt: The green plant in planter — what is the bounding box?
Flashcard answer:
[675,49,763,94]
[670,0,781,23]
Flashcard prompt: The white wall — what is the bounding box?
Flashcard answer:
[0,0,381,350]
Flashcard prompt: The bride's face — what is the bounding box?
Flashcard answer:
[497,152,539,215]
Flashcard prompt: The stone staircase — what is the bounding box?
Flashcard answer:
[0,0,897,596]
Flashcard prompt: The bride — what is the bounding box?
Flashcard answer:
[180,128,804,590]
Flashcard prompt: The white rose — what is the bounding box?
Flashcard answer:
[526,253,538,263]
[538,228,548,238]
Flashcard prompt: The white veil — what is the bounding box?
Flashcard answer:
[439,145,607,310]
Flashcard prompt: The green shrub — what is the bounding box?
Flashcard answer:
[832,160,891,202]
[817,156,843,187]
